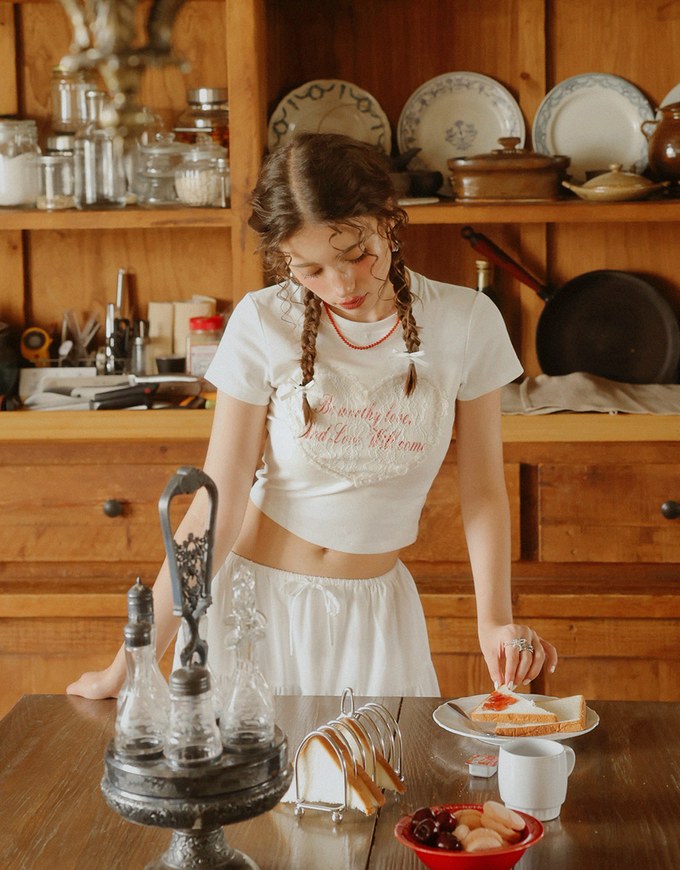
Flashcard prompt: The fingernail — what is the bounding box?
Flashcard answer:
[550,665,556,673]
[494,680,499,690]
[508,682,516,691]
[523,678,531,686]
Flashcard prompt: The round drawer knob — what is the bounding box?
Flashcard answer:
[661,500,680,520]
[103,498,124,518]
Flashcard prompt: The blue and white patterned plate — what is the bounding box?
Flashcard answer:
[267,79,391,154]
[397,71,525,193]
[532,73,654,181]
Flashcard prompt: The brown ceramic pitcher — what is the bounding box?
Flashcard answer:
[642,101,680,182]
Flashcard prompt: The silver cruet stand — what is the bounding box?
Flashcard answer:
[100,466,292,870]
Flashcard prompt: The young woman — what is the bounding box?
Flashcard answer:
[68,132,557,700]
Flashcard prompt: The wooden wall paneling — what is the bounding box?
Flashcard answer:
[548,0,680,106]
[227,0,267,296]
[0,231,25,324]
[0,1,17,115]
[27,227,232,328]
[138,0,228,131]
[540,656,680,702]
[538,463,680,562]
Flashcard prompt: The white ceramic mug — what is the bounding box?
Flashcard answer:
[498,737,576,821]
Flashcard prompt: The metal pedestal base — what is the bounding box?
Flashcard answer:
[145,828,258,870]
[102,728,291,870]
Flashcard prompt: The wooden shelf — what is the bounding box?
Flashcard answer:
[0,207,232,230]
[2,408,679,444]
[405,198,680,225]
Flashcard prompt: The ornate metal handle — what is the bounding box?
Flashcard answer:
[158,466,218,667]
[661,500,680,520]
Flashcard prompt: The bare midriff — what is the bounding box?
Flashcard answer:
[232,500,401,579]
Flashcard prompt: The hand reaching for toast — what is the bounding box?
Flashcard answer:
[479,624,558,689]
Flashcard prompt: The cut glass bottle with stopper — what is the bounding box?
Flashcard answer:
[219,560,275,749]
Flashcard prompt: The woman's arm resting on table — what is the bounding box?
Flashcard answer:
[454,389,558,688]
[66,392,269,699]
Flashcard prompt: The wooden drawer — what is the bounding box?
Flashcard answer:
[402,456,521,563]
[0,442,206,565]
[538,464,680,562]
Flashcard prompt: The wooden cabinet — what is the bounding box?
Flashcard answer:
[1,0,680,714]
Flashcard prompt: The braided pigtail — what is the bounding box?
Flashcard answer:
[299,288,322,430]
[390,244,420,396]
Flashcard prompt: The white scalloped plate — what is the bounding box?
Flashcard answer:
[532,73,654,181]
[433,694,600,746]
[397,71,525,193]
[267,79,391,154]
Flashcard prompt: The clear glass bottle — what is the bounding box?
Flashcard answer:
[74,90,127,209]
[125,577,170,702]
[50,65,91,134]
[0,120,40,208]
[174,87,229,154]
[186,315,223,377]
[165,666,222,768]
[114,621,168,760]
[219,561,274,750]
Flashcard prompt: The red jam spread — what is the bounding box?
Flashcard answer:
[481,691,518,711]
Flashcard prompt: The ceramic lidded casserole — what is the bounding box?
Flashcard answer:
[448,137,570,201]
[562,163,670,201]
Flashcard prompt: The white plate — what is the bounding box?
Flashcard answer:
[267,79,391,153]
[532,73,654,181]
[397,71,525,193]
[433,694,600,746]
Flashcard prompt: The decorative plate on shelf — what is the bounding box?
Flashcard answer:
[532,73,654,181]
[397,71,526,194]
[267,79,391,153]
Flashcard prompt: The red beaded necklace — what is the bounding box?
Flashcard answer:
[323,302,400,350]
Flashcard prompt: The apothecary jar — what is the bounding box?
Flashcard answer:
[0,120,40,208]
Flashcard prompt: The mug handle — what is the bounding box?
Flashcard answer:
[564,745,576,776]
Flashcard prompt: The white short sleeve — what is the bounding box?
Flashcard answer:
[204,294,272,405]
[457,291,523,401]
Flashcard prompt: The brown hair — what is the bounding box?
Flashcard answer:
[248,132,420,428]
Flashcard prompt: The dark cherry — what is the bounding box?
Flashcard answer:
[411,807,436,823]
[434,810,457,832]
[435,831,463,851]
[412,817,439,845]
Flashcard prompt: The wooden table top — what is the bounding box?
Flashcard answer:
[1,694,678,869]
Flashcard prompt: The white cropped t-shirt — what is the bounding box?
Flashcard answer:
[205,270,523,554]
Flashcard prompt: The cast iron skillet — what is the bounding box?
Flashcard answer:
[461,225,680,384]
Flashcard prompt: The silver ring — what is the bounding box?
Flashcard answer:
[504,637,535,654]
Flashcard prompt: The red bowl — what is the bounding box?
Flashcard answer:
[394,803,544,870]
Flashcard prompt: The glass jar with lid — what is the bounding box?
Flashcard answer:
[134,132,188,206]
[186,314,223,377]
[0,120,40,208]
[174,87,229,154]
[50,65,92,134]
[74,90,127,209]
[174,136,228,207]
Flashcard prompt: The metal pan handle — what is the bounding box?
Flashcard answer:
[460,226,550,300]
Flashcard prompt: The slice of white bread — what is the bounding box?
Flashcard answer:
[469,685,559,724]
[494,695,587,737]
[280,731,385,815]
[339,717,405,794]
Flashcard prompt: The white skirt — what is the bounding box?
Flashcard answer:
[174,552,440,697]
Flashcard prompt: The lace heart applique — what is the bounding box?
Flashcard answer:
[281,366,448,486]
